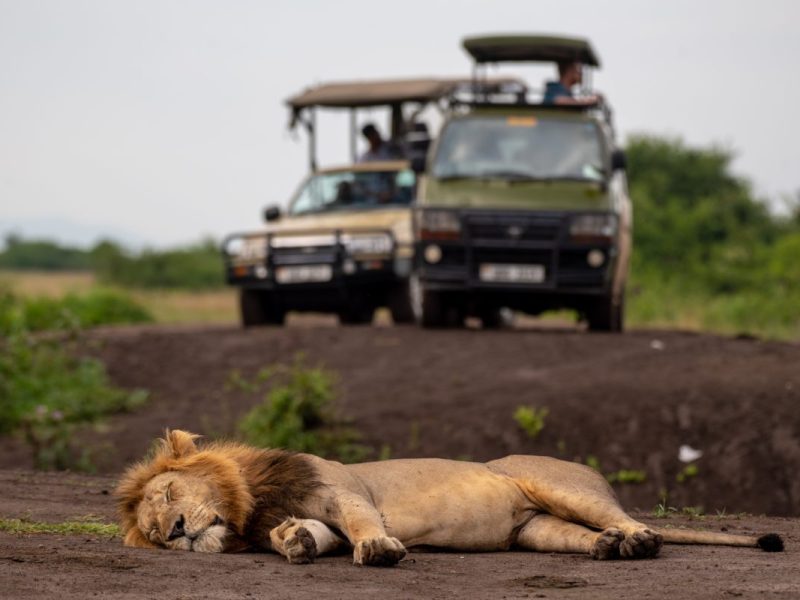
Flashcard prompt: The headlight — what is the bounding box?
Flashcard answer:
[417,209,461,240]
[569,214,617,243]
[341,234,393,256]
[224,235,268,261]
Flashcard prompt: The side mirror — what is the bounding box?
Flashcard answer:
[410,156,427,174]
[263,205,281,222]
[611,149,627,172]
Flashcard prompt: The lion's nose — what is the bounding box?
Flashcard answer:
[167,515,186,541]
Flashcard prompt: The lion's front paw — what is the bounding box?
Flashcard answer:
[270,518,318,564]
[619,528,663,559]
[353,536,406,567]
[590,527,624,560]
[284,526,318,564]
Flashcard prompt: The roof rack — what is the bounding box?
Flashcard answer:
[286,77,526,171]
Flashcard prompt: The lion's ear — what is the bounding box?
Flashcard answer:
[124,527,157,549]
[163,429,201,459]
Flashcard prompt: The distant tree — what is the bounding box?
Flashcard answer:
[625,135,800,294]
[0,235,92,271]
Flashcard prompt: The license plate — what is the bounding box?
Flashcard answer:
[479,263,545,283]
[275,265,332,284]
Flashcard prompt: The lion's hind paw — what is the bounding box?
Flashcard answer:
[590,527,624,560]
[353,536,406,567]
[620,528,663,559]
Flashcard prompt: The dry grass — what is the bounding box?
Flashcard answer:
[129,288,237,324]
[0,270,96,297]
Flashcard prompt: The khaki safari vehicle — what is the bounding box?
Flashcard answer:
[413,35,632,331]
[223,77,521,326]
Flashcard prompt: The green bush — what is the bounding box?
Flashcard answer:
[236,357,370,463]
[0,329,148,470]
[0,288,149,469]
[0,287,152,335]
[625,135,800,339]
[93,239,225,289]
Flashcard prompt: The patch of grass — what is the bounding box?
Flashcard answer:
[606,469,647,484]
[676,463,699,483]
[585,456,647,485]
[513,406,549,440]
[236,355,370,463]
[0,517,120,537]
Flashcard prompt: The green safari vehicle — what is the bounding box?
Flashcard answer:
[412,35,632,331]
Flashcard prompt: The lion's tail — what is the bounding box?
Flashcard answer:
[657,528,784,552]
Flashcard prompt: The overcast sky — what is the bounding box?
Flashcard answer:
[1,0,798,248]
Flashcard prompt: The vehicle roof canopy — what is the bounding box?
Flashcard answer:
[462,34,601,67]
[286,77,525,111]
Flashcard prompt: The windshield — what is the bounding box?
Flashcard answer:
[431,116,605,182]
[289,169,416,216]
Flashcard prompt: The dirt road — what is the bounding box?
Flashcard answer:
[1,322,799,598]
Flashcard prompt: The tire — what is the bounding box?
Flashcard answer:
[410,275,449,328]
[586,294,624,333]
[239,289,285,327]
[388,282,415,324]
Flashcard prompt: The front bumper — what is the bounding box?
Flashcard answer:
[222,228,411,310]
[416,210,618,298]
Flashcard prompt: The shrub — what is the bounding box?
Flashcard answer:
[236,356,370,463]
[0,284,149,469]
[0,329,148,470]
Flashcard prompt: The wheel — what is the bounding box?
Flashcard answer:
[410,275,449,328]
[239,289,285,327]
[388,282,415,324]
[338,304,375,325]
[586,294,624,333]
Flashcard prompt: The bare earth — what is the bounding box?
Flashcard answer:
[1,320,799,598]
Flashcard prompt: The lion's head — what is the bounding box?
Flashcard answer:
[115,430,256,552]
[116,430,321,553]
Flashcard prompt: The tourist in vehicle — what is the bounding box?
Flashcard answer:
[358,123,402,162]
[542,61,602,106]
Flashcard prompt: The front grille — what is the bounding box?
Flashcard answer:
[465,214,562,242]
[271,247,338,266]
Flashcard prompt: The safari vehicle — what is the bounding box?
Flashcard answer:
[223,78,519,326]
[412,35,631,331]
[224,160,416,325]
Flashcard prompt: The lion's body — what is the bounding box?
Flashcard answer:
[116,431,784,566]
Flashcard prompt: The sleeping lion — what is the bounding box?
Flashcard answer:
[116,430,784,566]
